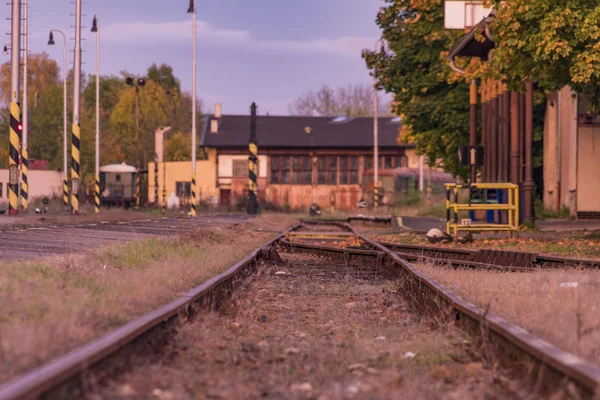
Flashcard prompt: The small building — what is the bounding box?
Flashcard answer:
[148,148,218,206]
[199,108,416,211]
[0,169,63,206]
[543,88,600,218]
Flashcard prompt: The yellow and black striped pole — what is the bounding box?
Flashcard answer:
[20,146,28,211]
[8,102,21,215]
[71,0,82,215]
[247,102,258,215]
[374,183,380,208]
[135,170,141,208]
[71,122,81,214]
[190,174,196,216]
[94,175,100,213]
[63,177,69,209]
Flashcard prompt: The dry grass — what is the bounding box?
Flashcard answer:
[418,263,600,367]
[93,252,527,400]
[0,217,295,384]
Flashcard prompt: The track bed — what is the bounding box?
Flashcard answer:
[93,251,524,399]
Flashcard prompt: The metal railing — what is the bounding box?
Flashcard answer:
[445,182,519,238]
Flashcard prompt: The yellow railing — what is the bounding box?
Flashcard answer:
[445,183,519,238]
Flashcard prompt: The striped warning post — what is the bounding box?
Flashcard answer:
[374,185,380,208]
[63,177,69,208]
[135,171,140,208]
[94,175,100,213]
[154,162,158,208]
[8,102,20,215]
[247,142,258,214]
[190,174,196,216]
[20,146,28,211]
[71,123,81,214]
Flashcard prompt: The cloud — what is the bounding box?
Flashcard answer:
[99,20,374,57]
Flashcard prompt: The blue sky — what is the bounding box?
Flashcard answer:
[7,0,387,115]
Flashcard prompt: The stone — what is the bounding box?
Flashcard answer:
[348,363,367,371]
[344,302,356,309]
[290,382,313,393]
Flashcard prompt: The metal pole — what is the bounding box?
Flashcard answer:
[524,81,535,222]
[510,91,520,185]
[71,0,82,215]
[418,155,424,192]
[93,16,100,213]
[469,80,477,184]
[135,87,140,208]
[373,78,379,208]
[8,0,21,215]
[190,0,197,217]
[21,0,28,212]
[49,30,69,211]
[247,102,258,215]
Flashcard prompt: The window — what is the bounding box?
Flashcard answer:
[318,156,338,185]
[233,160,247,177]
[385,156,393,169]
[0,183,3,198]
[340,156,359,184]
[270,156,290,184]
[292,156,312,185]
[176,181,191,197]
[115,174,121,182]
[399,156,408,168]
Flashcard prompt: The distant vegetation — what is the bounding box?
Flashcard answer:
[0,57,201,188]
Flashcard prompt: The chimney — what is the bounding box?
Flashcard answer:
[214,103,222,119]
[210,119,219,134]
[154,126,171,162]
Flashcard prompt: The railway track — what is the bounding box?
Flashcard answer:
[1,220,599,398]
[0,214,251,260]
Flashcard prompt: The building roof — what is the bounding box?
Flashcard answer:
[200,114,410,149]
[447,14,495,63]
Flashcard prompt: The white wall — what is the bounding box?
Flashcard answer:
[218,154,267,178]
[0,170,63,204]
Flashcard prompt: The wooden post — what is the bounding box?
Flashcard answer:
[524,82,535,222]
[510,90,520,185]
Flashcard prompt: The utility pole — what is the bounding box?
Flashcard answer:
[48,30,69,211]
[188,0,197,217]
[372,39,386,209]
[91,16,100,213]
[71,0,82,215]
[247,102,259,215]
[125,76,145,208]
[469,80,477,184]
[8,0,21,215]
[21,0,28,212]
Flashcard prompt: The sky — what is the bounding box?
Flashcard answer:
[5,0,387,116]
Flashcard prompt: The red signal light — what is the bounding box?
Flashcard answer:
[17,123,22,131]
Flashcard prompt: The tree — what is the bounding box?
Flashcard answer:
[109,80,172,166]
[363,0,471,177]
[288,84,392,117]
[165,131,191,161]
[485,0,600,111]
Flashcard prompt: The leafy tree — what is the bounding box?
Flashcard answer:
[109,79,172,167]
[165,131,191,161]
[486,0,600,111]
[288,84,392,117]
[363,0,471,177]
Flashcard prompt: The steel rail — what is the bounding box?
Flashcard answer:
[377,240,600,269]
[343,225,600,398]
[0,224,301,400]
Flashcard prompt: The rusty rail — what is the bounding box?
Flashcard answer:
[345,226,600,398]
[377,240,600,269]
[0,224,301,400]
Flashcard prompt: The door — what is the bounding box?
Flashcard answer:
[220,189,232,206]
